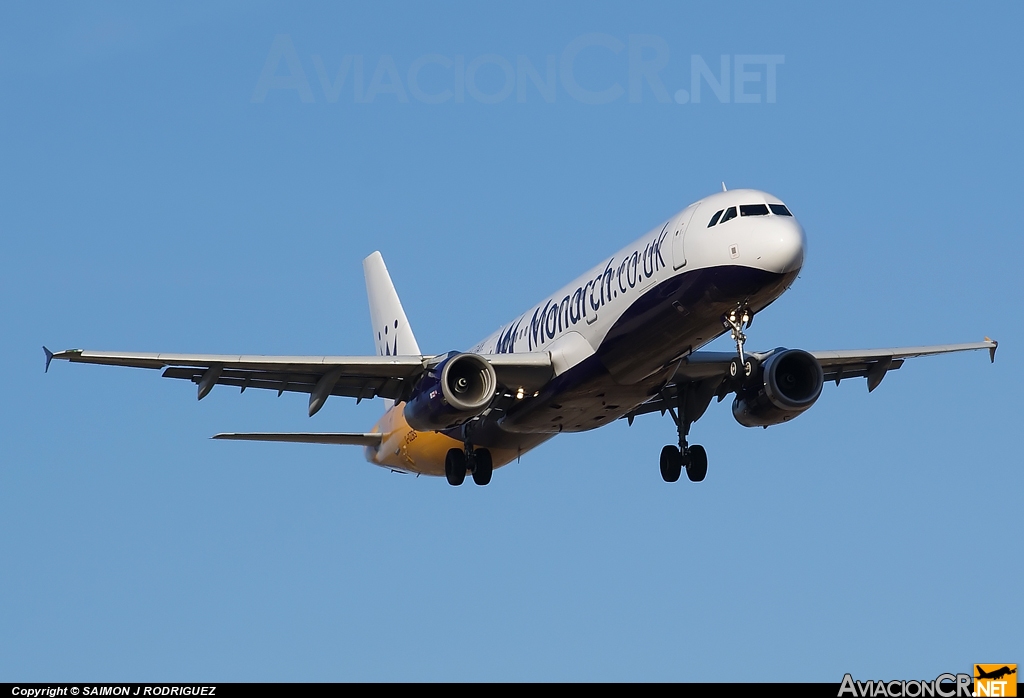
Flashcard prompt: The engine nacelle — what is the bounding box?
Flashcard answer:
[732,348,824,428]
[404,352,498,431]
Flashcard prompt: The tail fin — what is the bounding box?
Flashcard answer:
[363,251,421,357]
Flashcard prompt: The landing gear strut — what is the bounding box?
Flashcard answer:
[657,306,756,483]
[445,445,492,487]
[660,385,708,483]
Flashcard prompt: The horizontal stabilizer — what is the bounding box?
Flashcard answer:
[212,432,382,446]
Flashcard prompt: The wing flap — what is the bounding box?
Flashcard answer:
[161,367,402,401]
[820,359,905,384]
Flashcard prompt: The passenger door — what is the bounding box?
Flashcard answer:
[672,204,698,270]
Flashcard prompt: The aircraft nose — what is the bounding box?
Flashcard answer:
[761,218,805,274]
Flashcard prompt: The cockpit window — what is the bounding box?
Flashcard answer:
[769,204,792,216]
[708,210,723,227]
[740,204,770,217]
[719,206,737,224]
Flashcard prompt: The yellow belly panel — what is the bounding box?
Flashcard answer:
[366,403,519,476]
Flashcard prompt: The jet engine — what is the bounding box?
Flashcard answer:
[404,352,498,431]
[732,348,824,428]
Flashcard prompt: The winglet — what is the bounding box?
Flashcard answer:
[985,337,998,363]
[43,346,54,373]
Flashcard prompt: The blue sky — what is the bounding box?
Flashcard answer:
[1,1,1021,682]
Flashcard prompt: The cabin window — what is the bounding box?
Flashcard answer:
[707,210,724,227]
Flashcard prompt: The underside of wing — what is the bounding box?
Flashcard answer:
[672,340,996,387]
[45,347,554,415]
[212,432,382,446]
[808,340,997,388]
[47,349,427,413]
[625,338,997,423]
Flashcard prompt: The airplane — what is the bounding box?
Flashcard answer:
[976,666,1016,681]
[44,188,998,486]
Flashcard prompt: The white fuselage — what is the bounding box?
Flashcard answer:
[472,188,805,374]
[366,188,807,474]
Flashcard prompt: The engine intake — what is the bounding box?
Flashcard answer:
[732,348,824,428]
[404,352,497,431]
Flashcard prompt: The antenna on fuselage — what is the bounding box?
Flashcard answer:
[721,182,727,192]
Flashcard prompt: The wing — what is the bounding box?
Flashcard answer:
[625,339,997,422]
[44,348,553,416]
[808,340,998,390]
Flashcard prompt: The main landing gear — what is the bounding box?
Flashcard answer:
[659,387,708,483]
[445,445,493,486]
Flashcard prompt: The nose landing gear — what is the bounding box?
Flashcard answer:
[724,306,758,380]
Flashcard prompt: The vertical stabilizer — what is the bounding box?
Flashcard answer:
[363,252,421,357]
